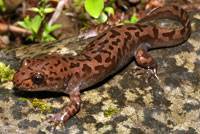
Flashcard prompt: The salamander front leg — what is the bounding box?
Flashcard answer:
[47,91,81,129]
[134,45,161,83]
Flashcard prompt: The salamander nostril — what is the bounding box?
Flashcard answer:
[21,72,25,75]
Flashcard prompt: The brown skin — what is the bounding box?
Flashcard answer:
[13,5,191,128]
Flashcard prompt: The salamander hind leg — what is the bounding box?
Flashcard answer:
[134,45,161,83]
[47,91,81,129]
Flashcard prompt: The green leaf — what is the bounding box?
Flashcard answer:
[116,22,124,26]
[130,13,139,23]
[18,21,29,30]
[27,35,36,41]
[0,0,7,12]
[124,13,139,24]
[47,24,62,33]
[24,16,32,30]
[84,0,104,18]
[28,7,40,12]
[27,33,40,41]
[31,15,43,33]
[43,23,61,36]
[27,35,33,41]
[124,20,130,24]
[44,7,55,14]
[97,12,107,23]
[40,0,58,4]
[42,34,56,42]
[42,23,61,42]
[104,7,114,15]
[38,7,45,16]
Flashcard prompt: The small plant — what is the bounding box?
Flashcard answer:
[84,0,114,23]
[0,62,16,82]
[28,4,55,17]
[124,13,140,24]
[117,13,140,26]
[17,0,61,42]
[104,107,119,117]
[84,0,139,25]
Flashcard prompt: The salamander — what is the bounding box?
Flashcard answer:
[13,5,191,128]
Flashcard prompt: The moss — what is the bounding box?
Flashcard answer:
[20,98,52,114]
[104,107,119,117]
[0,62,16,82]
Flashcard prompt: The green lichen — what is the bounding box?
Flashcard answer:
[20,98,52,114]
[104,107,119,117]
[0,62,16,82]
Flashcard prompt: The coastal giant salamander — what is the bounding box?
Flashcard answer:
[13,5,191,127]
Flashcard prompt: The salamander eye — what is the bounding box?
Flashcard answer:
[31,72,44,84]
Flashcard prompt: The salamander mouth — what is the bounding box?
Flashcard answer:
[14,80,61,92]
[13,78,33,91]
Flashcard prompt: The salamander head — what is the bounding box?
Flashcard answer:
[13,55,68,92]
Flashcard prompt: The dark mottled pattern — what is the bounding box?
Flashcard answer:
[135,32,140,38]
[64,67,67,71]
[70,63,80,68]
[98,50,111,55]
[98,40,109,47]
[162,30,175,38]
[82,64,92,73]
[68,57,74,60]
[97,33,107,40]
[41,67,46,70]
[127,27,137,30]
[62,57,68,63]
[27,67,33,71]
[122,32,132,55]
[109,30,121,38]
[111,39,121,46]
[153,27,159,38]
[94,55,102,63]
[45,62,50,66]
[109,45,114,50]
[135,24,144,32]
[50,71,57,75]
[55,77,61,81]
[95,65,105,71]
[117,48,122,62]
[36,59,44,62]
[80,54,92,61]
[75,72,80,78]
[54,60,61,67]
[35,64,39,68]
